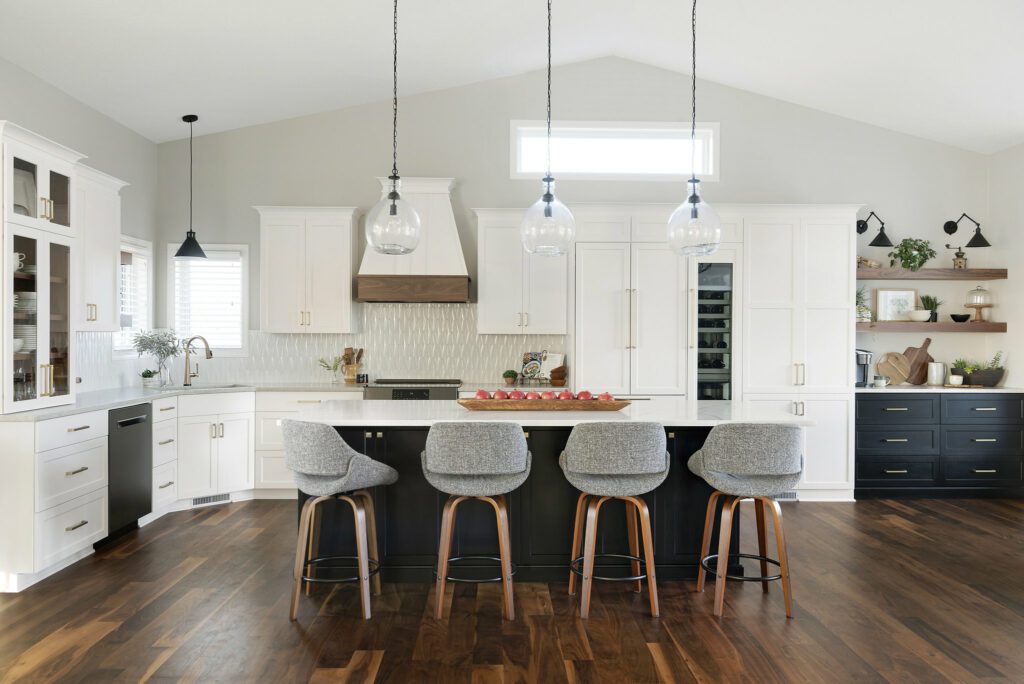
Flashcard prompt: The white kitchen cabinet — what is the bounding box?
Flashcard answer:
[575,243,631,395]
[631,243,688,395]
[177,410,254,500]
[74,166,125,332]
[255,206,358,333]
[2,122,84,238]
[475,210,568,335]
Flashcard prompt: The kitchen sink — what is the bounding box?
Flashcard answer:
[157,383,251,391]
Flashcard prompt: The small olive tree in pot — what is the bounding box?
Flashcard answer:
[132,330,181,387]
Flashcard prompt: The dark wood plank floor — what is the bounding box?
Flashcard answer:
[1,497,1022,683]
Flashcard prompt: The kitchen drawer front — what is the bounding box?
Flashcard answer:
[943,458,1022,485]
[855,426,939,456]
[856,458,937,483]
[35,437,109,512]
[34,488,108,571]
[152,461,178,509]
[256,450,295,489]
[855,396,939,425]
[255,392,360,412]
[36,410,109,452]
[940,426,1024,458]
[152,396,178,422]
[153,421,178,467]
[178,392,255,417]
[941,395,1024,425]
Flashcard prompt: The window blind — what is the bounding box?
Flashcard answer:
[114,246,151,350]
[173,250,244,348]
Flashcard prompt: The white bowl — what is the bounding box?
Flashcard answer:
[12,339,24,352]
[907,310,932,322]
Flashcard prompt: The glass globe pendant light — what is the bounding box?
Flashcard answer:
[366,0,421,255]
[667,0,721,257]
[520,0,575,256]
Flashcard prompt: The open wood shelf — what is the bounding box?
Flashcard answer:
[857,267,1007,280]
[857,321,1006,333]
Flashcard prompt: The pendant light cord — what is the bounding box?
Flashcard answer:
[690,0,697,183]
[546,0,552,180]
[188,119,194,232]
[392,0,399,179]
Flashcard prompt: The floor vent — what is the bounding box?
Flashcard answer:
[774,491,799,502]
[192,494,230,507]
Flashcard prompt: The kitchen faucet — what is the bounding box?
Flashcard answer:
[182,335,213,387]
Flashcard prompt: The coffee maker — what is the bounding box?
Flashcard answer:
[855,349,873,387]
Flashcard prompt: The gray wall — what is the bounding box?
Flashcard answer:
[0,57,158,243]
[987,142,1024,386]
[156,56,991,328]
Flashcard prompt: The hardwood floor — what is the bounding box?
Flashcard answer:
[1,497,1023,683]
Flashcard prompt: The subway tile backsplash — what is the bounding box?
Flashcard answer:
[75,303,565,392]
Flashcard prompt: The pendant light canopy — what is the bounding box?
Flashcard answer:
[667,0,721,257]
[174,115,207,260]
[520,0,576,256]
[366,0,421,256]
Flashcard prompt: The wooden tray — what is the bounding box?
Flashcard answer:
[457,399,631,411]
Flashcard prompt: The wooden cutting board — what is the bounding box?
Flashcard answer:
[876,352,911,385]
[903,338,934,385]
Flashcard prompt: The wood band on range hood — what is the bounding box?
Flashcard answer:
[356,275,471,303]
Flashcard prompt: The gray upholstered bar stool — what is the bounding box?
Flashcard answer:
[560,422,670,619]
[422,422,531,621]
[282,419,398,621]
[688,423,803,618]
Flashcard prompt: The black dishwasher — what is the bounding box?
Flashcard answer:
[107,403,153,539]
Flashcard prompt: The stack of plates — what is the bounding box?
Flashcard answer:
[15,291,36,313]
[13,324,36,352]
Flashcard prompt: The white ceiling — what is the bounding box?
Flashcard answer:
[0,0,1021,153]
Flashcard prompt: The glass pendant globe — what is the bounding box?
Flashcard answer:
[520,179,576,256]
[667,179,721,257]
[366,178,421,255]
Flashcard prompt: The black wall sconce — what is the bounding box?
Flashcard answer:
[943,213,990,248]
[856,211,893,247]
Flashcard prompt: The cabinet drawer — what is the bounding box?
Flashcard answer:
[255,392,360,412]
[855,427,939,456]
[152,396,178,422]
[256,451,294,489]
[36,410,109,452]
[941,426,1023,457]
[941,395,1024,425]
[943,458,1022,485]
[855,397,939,424]
[153,421,178,467]
[35,437,109,512]
[857,459,936,482]
[152,461,178,509]
[255,413,286,450]
[34,488,108,571]
[178,392,255,417]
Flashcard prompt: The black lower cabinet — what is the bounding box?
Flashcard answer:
[299,424,739,582]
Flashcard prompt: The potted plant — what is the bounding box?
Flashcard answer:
[319,356,343,383]
[139,369,160,389]
[919,294,942,322]
[888,238,937,272]
[951,352,1005,387]
[502,370,518,386]
[855,287,873,322]
[132,330,181,387]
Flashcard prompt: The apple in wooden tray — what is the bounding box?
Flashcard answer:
[576,390,593,400]
[557,391,575,400]
[598,392,614,401]
[493,389,509,400]
[540,391,557,400]
[474,390,492,399]
[508,390,526,400]
[525,391,542,400]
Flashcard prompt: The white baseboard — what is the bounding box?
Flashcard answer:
[793,488,855,502]
[1,546,94,592]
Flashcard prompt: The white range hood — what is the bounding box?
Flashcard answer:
[356,177,471,302]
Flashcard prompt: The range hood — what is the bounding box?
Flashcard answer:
[357,177,471,302]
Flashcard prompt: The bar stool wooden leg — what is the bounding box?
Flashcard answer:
[696,491,721,593]
[290,495,323,621]
[579,495,609,619]
[305,503,321,596]
[486,494,516,620]
[568,492,588,595]
[340,495,372,620]
[754,498,770,594]
[767,498,794,618]
[434,495,465,620]
[625,499,642,594]
[354,490,382,596]
[713,496,740,617]
[624,496,659,617]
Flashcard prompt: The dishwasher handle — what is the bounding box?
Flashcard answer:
[116,414,149,428]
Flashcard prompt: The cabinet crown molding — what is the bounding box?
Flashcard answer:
[0,120,86,164]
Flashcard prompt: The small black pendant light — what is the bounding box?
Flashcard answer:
[174,114,207,260]
[856,211,893,248]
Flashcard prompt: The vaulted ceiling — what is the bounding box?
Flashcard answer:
[0,0,1021,152]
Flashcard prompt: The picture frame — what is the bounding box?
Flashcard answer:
[875,288,918,321]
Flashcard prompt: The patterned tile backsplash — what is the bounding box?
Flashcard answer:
[75,303,566,392]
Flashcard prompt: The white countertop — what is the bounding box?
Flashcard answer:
[297,398,813,427]
[856,385,1024,394]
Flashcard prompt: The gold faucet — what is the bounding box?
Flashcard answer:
[182,335,213,387]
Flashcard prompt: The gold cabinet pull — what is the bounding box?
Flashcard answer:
[158,438,175,446]
[158,481,175,489]
[67,425,90,433]
[159,406,175,412]
[883,469,908,475]
[65,466,89,476]
[972,468,997,474]
[364,431,373,439]
[65,520,88,532]
[218,423,225,438]
[883,438,909,443]
[296,400,322,404]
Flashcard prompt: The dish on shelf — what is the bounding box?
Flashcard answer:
[12,339,24,352]
[908,310,932,322]
[950,314,971,323]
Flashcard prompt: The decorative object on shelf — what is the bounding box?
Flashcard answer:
[944,244,968,269]
[539,352,564,379]
[173,115,207,260]
[965,284,992,322]
[950,313,970,323]
[366,0,421,256]
[856,255,881,269]
[319,356,344,383]
[942,213,991,248]
[549,364,567,387]
[132,329,181,387]
[458,396,630,411]
[872,375,891,388]
[139,369,160,389]
[520,0,576,256]
[855,287,873,322]
[667,0,720,257]
[502,369,518,386]
[926,361,946,387]
[339,347,363,384]
[876,351,911,385]
[902,338,933,385]
[887,238,936,271]
[907,309,931,322]
[946,374,964,386]
[521,351,545,380]
[919,294,942,322]
[856,211,893,248]
[875,288,918,321]
[951,352,1004,387]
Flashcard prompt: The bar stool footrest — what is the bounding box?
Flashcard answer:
[434,555,518,584]
[303,555,381,584]
[701,553,781,582]
[570,553,648,583]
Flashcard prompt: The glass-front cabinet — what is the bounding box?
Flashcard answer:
[690,246,741,401]
[4,136,76,236]
[5,225,74,412]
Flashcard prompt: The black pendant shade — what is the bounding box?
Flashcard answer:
[945,213,990,249]
[174,114,207,260]
[857,211,893,247]
[965,227,991,248]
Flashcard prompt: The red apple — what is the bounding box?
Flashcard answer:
[598,392,614,401]
[509,390,526,400]
[576,390,593,401]
[558,390,575,400]
[525,391,541,400]
[493,389,509,400]
[474,389,492,399]
[540,391,556,400]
